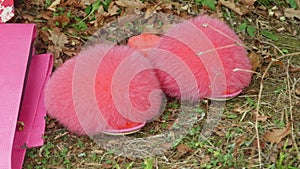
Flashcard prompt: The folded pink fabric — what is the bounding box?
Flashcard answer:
[0,24,53,169]
[12,53,53,169]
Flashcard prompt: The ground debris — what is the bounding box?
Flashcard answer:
[219,0,250,15]
[263,122,291,144]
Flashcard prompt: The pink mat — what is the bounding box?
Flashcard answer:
[0,24,53,169]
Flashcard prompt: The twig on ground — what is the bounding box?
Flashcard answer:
[254,59,273,168]
[286,59,300,161]
[292,79,300,100]
[253,39,286,168]
[277,52,300,60]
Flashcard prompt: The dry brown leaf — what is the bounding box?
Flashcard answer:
[28,0,45,6]
[115,0,145,8]
[52,15,70,27]
[161,1,174,10]
[200,155,211,166]
[277,138,293,150]
[38,30,50,42]
[274,60,285,69]
[269,153,277,163]
[48,46,60,60]
[48,31,69,48]
[284,8,300,20]
[295,88,300,96]
[233,106,250,114]
[47,0,61,11]
[95,6,107,27]
[263,122,291,144]
[101,163,113,169]
[297,0,300,8]
[233,135,247,158]
[144,7,157,19]
[79,0,98,7]
[252,139,265,149]
[48,31,68,66]
[253,111,269,122]
[108,5,120,16]
[176,144,192,159]
[214,127,226,137]
[62,0,84,8]
[144,1,168,19]
[63,48,79,58]
[248,52,261,71]
[115,0,146,14]
[36,11,53,20]
[219,0,250,15]
[47,122,56,129]
[257,115,269,122]
[22,14,35,22]
[289,66,300,73]
[240,0,257,6]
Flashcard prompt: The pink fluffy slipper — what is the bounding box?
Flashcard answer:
[44,45,163,135]
[129,16,252,101]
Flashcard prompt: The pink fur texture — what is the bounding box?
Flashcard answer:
[44,45,163,135]
[128,33,161,54]
[144,15,252,101]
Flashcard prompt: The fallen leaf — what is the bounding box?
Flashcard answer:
[214,127,226,137]
[265,56,284,68]
[115,0,146,14]
[248,52,261,71]
[38,30,50,42]
[79,0,98,7]
[48,46,60,59]
[36,11,53,20]
[253,111,270,122]
[233,106,250,114]
[252,139,265,149]
[52,14,70,27]
[289,66,300,73]
[101,163,113,169]
[277,138,293,150]
[161,1,174,10]
[48,31,69,48]
[269,153,277,163]
[233,135,247,158]
[47,122,56,129]
[176,144,192,159]
[219,0,250,15]
[28,0,45,6]
[297,0,300,8]
[240,0,257,6]
[95,6,108,27]
[48,0,61,11]
[257,115,269,122]
[22,14,35,22]
[273,60,285,69]
[200,155,211,165]
[108,5,120,16]
[284,8,300,19]
[144,3,160,19]
[253,110,269,122]
[91,150,104,154]
[295,88,300,96]
[263,123,291,144]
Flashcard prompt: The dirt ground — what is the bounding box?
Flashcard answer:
[14,0,300,168]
